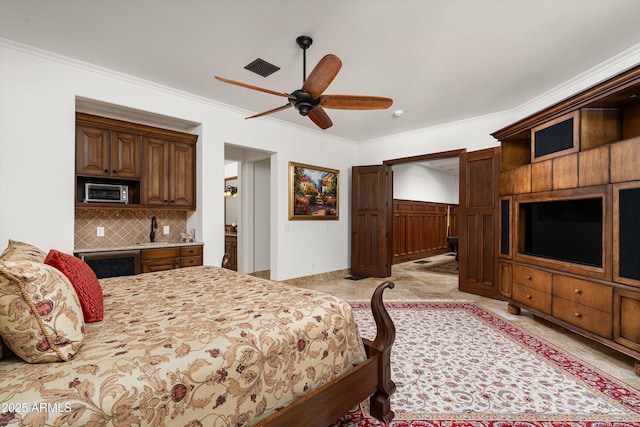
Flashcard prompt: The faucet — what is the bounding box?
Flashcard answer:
[150,216,158,242]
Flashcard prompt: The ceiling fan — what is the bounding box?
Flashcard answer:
[215,36,393,130]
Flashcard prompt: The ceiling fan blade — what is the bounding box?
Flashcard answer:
[245,104,292,119]
[215,76,295,99]
[319,94,393,110]
[301,54,342,99]
[307,107,333,129]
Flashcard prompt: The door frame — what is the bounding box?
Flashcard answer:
[383,148,466,270]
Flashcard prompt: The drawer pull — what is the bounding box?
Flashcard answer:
[526,294,532,299]
[574,312,582,318]
[574,288,582,295]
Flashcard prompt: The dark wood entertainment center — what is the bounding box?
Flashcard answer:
[492,65,640,374]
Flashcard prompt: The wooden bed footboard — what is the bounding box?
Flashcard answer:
[257,281,396,427]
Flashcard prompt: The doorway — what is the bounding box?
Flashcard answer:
[351,147,502,299]
[224,144,274,277]
[390,157,460,268]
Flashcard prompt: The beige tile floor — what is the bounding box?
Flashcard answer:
[283,253,640,389]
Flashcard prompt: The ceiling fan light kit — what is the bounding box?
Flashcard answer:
[215,36,393,130]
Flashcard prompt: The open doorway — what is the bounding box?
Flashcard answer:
[224,144,274,277]
[389,155,460,274]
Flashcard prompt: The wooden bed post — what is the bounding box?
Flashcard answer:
[367,281,396,423]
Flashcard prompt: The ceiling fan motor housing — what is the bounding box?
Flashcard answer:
[290,90,319,116]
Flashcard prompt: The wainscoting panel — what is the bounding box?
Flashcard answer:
[393,199,458,264]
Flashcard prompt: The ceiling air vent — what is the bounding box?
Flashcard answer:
[244,58,280,78]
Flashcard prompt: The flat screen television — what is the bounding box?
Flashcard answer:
[521,197,603,267]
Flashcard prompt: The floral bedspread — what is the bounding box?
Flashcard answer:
[0,266,366,426]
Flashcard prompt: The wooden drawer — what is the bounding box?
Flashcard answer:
[141,247,181,260]
[180,256,202,268]
[141,258,180,273]
[552,275,612,313]
[512,283,552,314]
[513,265,552,293]
[180,245,202,257]
[553,297,612,338]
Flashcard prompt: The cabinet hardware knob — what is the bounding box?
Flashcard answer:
[112,170,117,173]
[526,294,532,299]
[574,289,582,294]
[170,200,175,203]
[526,275,532,280]
[103,169,109,173]
[574,312,582,318]
[163,200,168,203]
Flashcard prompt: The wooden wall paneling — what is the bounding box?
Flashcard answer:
[513,164,531,194]
[610,137,640,183]
[579,145,610,187]
[392,200,457,264]
[622,104,640,139]
[552,153,579,190]
[531,160,552,192]
[581,108,622,151]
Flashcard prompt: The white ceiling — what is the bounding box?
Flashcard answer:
[1,0,639,142]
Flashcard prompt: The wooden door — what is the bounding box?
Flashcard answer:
[351,165,392,278]
[458,147,501,299]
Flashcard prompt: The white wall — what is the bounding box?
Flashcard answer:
[393,164,459,204]
[0,42,356,281]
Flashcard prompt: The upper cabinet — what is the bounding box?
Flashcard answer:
[75,113,198,210]
[141,137,195,208]
[76,125,141,179]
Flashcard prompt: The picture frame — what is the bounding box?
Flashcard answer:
[288,161,339,220]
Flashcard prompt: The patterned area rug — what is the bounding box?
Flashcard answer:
[336,302,640,426]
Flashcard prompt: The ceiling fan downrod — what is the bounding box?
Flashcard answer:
[296,36,313,83]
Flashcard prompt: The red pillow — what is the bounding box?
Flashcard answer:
[45,250,103,322]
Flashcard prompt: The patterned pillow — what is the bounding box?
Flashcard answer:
[0,260,85,363]
[45,250,104,323]
[0,239,47,263]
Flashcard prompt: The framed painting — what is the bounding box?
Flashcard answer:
[289,162,339,220]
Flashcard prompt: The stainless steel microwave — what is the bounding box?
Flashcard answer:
[84,183,129,204]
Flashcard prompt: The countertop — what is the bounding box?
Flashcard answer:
[74,241,203,254]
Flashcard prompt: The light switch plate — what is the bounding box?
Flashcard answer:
[163,225,170,235]
[96,226,105,237]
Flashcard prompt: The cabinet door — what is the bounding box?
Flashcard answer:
[224,237,238,271]
[141,137,169,206]
[76,125,110,176]
[169,141,195,208]
[111,131,141,178]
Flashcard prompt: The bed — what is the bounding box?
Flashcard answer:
[0,247,395,427]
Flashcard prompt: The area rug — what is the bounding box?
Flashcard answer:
[335,302,640,426]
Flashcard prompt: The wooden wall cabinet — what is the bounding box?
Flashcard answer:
[141,137,195,209]
[76,125,141,179]
[492,65,640,374]
[75,113,197,210]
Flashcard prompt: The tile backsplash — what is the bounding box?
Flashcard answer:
[75,209,187,249]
